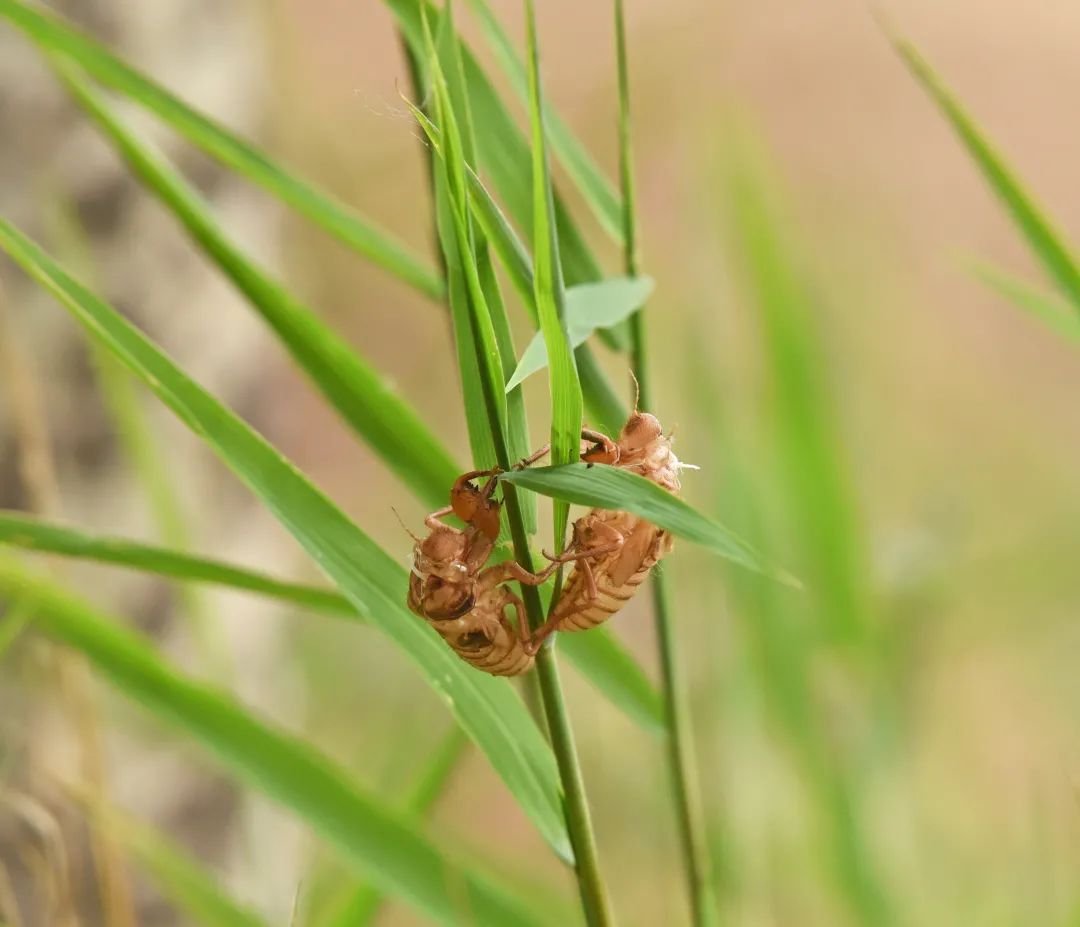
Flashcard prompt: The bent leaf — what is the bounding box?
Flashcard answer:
[970,261,1080,342]
[506,276,655,391]
[499,464,796,584]
[890,28,1080,316]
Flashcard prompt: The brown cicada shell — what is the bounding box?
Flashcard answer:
[526,412,681,651]
[406,455,556,676]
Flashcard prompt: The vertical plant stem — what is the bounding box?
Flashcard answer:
[615,3,718,924]
[500,486,614,927]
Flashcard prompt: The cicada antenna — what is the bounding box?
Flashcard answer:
[391,506,422,543]
[629,369,641,413]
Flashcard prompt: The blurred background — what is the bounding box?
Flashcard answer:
[2,0,1080,925]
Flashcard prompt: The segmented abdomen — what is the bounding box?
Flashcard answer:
[411,582,532,676]
[552,524,670,633]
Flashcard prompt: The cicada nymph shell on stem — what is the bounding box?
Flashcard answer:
[528,411,683,650]
[405,455,555,676]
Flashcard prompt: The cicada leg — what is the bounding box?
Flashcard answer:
[581,428,619,466]
[522,541,624,654]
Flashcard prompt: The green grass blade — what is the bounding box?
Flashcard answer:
[726,146,868,642]
[399,110,626,433]
[385,0,628,352]
[889,28,1080,315]
[52,64,460,511]
[422,13,511,452]
[80,800,269,927]
[500,464,793,582]
[0,511,663,730]
[436,6,536,532]
[0,0,441,300]
[970,261,1080,342]
[462,0,623,241]
[320,728,468,927]
[0,511,351,616]
[0,561,544,927]
[525,0,583,550]
[0,596,32,663]
[0,216,571,862]
[506,277,654,391]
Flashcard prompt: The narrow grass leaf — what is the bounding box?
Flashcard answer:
[80,800,269,927]
[525,0,583,548]
[500,464,792,582]
[0,511,351,617]
[0,596,32,663]
[401,111,627,433]
[890,29,1080,315]
[0,561,544,927]
[506,276,654,391]
[0,217,571,862]
[970,261,1080,342]
[462,0,623,241]
[53,65,460,511]
[0,511,663,730]
[0,0,441,300]
[422,14,510,456]
[385,0,629,352]
[435,7,536,532]
[726,145,868,641]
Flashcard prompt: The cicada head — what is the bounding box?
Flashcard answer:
[415,527,471,580]
[618,412,664,456]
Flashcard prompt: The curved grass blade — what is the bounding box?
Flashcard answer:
[385,0,628,350]
[507,276,654,391]
[399,109,627,435]
[0,217,571,862]
[0,0,441,301]
[421,11,510,454]
[51,64,459,511]
[888,27,1080,315]
[79,799,269,927]
[969,261,1080,342]
[726,144,867,640]
[0,511,663,730]
[433,6,536,533]
[525,0,583,550]
[0,511,350,616]
[0,561,545,927]
[462,0,623,242]
[499,464,794,583]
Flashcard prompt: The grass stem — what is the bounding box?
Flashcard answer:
[616,3,718,923]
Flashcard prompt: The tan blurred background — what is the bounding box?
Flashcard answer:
[2,0,1080,924]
